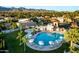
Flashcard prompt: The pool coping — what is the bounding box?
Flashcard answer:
[25,31,64,51]
[26,42,63,51]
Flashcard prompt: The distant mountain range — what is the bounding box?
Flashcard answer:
[0,6,11,11]
[0,6,79,12]
[0,6,48,11]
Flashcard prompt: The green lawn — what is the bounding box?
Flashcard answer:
[5,31,70,53]
[5,31,24,53]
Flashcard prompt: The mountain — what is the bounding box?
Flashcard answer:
[0,6,11,11]
[0,6,48,11]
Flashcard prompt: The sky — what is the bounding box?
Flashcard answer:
[0,0,79,11]
[0,0,79,6]
[16,6,79,11]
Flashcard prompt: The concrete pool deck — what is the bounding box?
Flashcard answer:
[25,30,64,51]
[26,42,63,51]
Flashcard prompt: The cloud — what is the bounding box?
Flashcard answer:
[0,0,79,6]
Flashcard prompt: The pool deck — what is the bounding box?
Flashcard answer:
[42,31,65,34]
[26,42,63,51]
[25,29,64,51]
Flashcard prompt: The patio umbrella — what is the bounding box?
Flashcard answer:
[28,34,32,37]
[56,28,59,31]
[48,33,52,36]
[24,30,27,33]
[49,41,54,48]
[27,34,32,38]
[55,40,59,43]
[60,36,63,39]
[49,41,54,45]
[29,39,34,43]
[38,41,44,46]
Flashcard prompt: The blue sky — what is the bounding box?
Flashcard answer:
[5,6,79,11]
[23,6,79,11]
[0,0,79,11]
[0,0,78,6]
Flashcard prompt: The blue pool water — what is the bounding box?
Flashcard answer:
[34,32,64,46]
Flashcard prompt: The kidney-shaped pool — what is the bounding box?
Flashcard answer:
[34,32,64,46]
[26,32,64,51]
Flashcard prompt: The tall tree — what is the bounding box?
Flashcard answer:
[17,30,29,52]
[17,23,29,52]
[21,36,29,52]
[64,28,79,52]
[0,32,5,49]
[11,23,17,29]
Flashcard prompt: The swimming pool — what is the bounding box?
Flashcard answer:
[34,32,64,46]
[26,32,64,51]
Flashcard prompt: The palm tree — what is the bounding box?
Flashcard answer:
[11,22,17,29]
[0,32,5,49]
[17,30,29,52]
[17,22,24,43]
[17,22,29,52]
[17,30,24,44]
[21,36,29,52]
[64,28,79,52]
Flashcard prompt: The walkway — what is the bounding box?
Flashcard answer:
[73,43,79,48]
[25,31,63,51]
[1,28,20,33]
[26,42,62,51]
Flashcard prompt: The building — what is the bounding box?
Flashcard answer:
[0,19,4,23]
[4,23,11,28]
[74,16,79,19]
[57,17,64,23]
[37,23,55,32]
[18,22,37,29]
[70,22,78,28]
[18,18,30,23]
[46,23,54,31]
[51,18,59,28]
[24,22,37,28]
[51,17,64,23]
[18,18,37,29]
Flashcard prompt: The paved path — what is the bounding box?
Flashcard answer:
[25,31,64,51]
[2,28,20,33]
[26,42,62,51]
[0,50,9,53]
[73,43,79,48]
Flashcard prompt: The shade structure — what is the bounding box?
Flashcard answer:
[29,39,34,43]
[38,41,44,46]
[24,30,27,33]
[60,36,63,39]
[28,34,32,37]
[49,41,54,45]
[55,40,59,43]
[27,34,32,38]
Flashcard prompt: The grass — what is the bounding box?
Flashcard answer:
[5,31,24,53]
[5,31,70,53]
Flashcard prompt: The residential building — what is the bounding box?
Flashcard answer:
[18,18,30,23]
[57,17,64,23]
